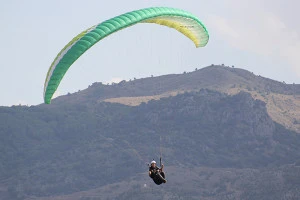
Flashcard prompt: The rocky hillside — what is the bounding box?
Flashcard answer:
[1,89,300,199]
[28,164,300,200]
[49,65,300,133]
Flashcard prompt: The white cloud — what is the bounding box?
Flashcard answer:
[207,0,300,76]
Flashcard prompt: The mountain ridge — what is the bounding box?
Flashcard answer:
[2,65,300,199]
[52,65,300,105]
[49,65,300,133]
[2,89,300,199]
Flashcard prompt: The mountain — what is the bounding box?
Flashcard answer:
[1,65,300,199]
[51,65,300,133]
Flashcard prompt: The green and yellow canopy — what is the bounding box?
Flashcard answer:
[44,7,209,104]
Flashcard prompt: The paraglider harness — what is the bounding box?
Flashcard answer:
[148,157,166,185]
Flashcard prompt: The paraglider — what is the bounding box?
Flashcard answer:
[148,159,167,185]
[43,7,209,104]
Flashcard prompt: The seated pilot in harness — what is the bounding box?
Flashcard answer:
[148,160,167,185]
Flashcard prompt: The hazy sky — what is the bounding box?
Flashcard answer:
[1,0,299,106]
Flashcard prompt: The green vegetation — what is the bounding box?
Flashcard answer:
[1,89,300,199]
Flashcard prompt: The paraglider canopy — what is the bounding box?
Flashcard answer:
[44,7,209,104]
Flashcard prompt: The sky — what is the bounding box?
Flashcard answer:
[1,0,299,106]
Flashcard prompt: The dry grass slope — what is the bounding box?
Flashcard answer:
[101,66,300,133]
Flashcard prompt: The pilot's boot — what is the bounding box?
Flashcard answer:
[157,173,167,183]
